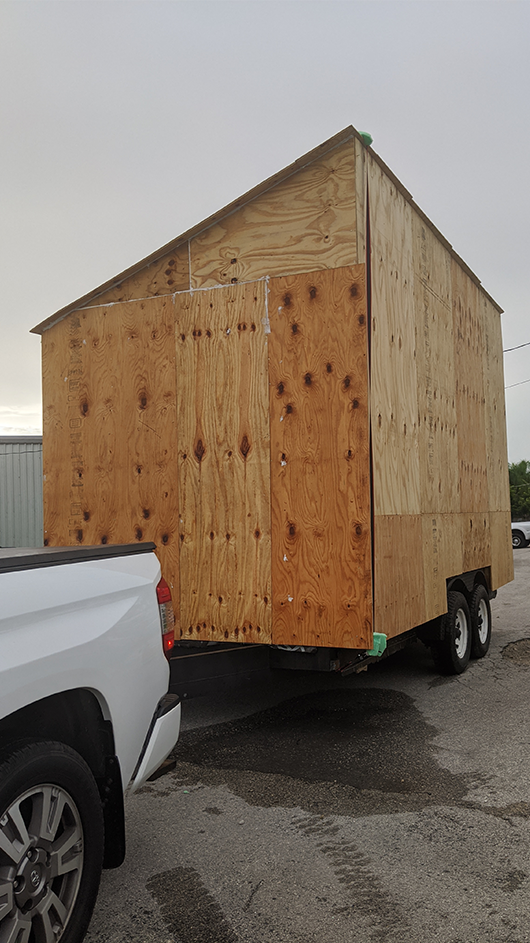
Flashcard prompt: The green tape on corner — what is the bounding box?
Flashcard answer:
[366,633,387,657]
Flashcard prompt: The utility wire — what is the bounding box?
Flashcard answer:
[505,378,530,390]
[504,341,530,352]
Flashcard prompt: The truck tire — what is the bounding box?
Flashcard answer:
[469,584,492,659]
[0,740,104,943]
[512,530,528,549]
[431,591,472,675]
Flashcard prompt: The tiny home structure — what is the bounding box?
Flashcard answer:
[33,126,513,663]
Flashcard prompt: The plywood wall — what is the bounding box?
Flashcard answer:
[367,151,512,637]
[267,266,372,649]
[175,281,272,645]
[78,138,358,312]
[42,296,181,611]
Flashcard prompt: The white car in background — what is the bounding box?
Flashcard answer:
[511,522,530,548]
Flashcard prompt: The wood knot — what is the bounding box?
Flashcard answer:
[81,402,89,416]
[240,434,251,459]
[209,531,214,540]
[83,510,90,521]
[143,508,150,519]
[231,258,237,264]
[355,524,363,536]
[350,283,358,297]
[309,286,317,299]
[162,533,169,544]
[76,529,83,543]
[291,322,299,334]
[283,293,292,307]
[101,535,107,544]
[288,522,296,537]
[286,403,293,415]
[139,395,147,409]
[277,381,285,395]
[194,439,205,463]
[135,528,143,540]
[358,314,365,325]
[352,399,359,409]
[343,376,351,390]
[304,372,312,386]
[326,363,332,373]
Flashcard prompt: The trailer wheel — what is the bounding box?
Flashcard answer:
[431,591,472,675]
[512,530,528,549]
[0,740,104,943]
[469,584,491,659]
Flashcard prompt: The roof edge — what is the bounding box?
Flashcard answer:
[31,126,359,334]
[32,124,502,333]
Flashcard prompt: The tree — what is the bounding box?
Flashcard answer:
[509,460,530,521]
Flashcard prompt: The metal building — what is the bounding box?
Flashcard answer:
[0,436,43,547]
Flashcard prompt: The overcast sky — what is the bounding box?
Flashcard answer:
[1,0,529,462]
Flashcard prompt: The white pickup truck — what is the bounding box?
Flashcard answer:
[511,522,530,549]
[0,542,181,943]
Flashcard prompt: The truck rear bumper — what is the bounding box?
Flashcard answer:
[127,693,181,793]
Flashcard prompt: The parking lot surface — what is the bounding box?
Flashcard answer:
[86,551,530,943]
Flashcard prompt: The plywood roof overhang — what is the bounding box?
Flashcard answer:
[31,125,502,335]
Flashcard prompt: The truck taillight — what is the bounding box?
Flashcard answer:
[156,578,175,658]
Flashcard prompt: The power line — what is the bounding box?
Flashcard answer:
[505,378,530,390]
[504,341,530,352]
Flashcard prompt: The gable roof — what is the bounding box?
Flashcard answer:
[31,125,501,334]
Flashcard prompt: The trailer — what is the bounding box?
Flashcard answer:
[32,126,513,676]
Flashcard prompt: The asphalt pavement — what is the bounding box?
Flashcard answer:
[85,550,530,943]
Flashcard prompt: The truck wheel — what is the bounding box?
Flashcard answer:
[0,740,104,943]
[469,584,492,659]
[431,591,472,675]
[512,530,527,549]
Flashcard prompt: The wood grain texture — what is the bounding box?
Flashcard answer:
[413,213,459,516]
[368,154,421,517]
[420,514,463,620]
[268,266,372,649]
[80,243,189,307]
[175,282,272,644]
[489,510,514,590]
[374,515,426,637]
[481,294,511,513]
[42,298,180,613]
[451,259,488,513]
[190,141,357,289]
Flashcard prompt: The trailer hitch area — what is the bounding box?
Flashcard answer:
[339,634,388,676]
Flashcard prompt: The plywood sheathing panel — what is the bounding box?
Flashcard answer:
[481,294,512,513]
[42,296,180,606]
[375,515,425,638]
[267,266,372,649]
[451,259,489,513]
[175,282,272,644]
[190,141,357,289]
[368,156,420,517]
[489,510,514,590]
[413,214,459,516]
[81,242,190,307]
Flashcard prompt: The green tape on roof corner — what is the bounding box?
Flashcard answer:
[359,132,373,147]
[366,633,387,657]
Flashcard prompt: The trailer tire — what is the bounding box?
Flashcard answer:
[0,740,104,943]
[512,530,528,549]
[469,584,491,659]
[431,591,472,675]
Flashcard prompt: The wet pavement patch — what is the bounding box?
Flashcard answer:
[502,638,530,666]
[147,866,237,943]
[174,688,470,815]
